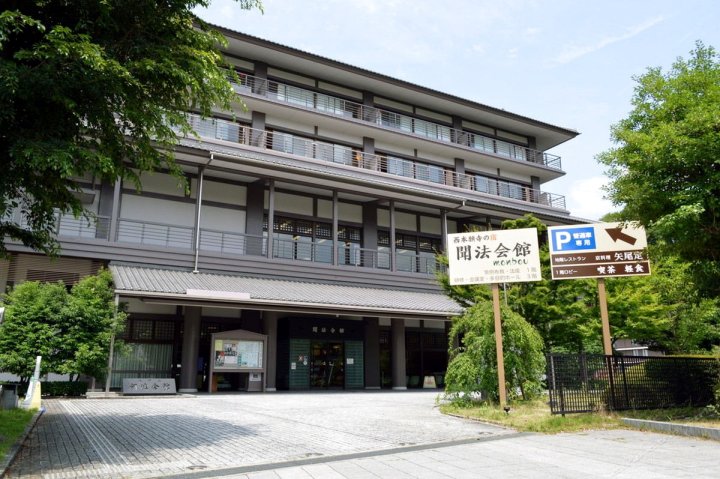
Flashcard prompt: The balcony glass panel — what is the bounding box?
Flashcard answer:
[387,156,414,179]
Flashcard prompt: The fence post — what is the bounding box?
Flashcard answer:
[605,355,616,411]
[620,355,630,409]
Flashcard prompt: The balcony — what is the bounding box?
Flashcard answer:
[185,114,567,210]
[25,215,443,276]
[229,73,562,170]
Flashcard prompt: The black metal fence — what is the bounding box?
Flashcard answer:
[546,354,720,415]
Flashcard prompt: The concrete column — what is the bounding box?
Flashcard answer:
[362,203,377,268]
[266,179,275,259]
[108,179,121,242]
[389,200,396,272]
[245,180,265,256]
[263,311,279,392]
[179,306,202,393]
[391,318,406,390]
[363,317,380,389]
[251,111,266,147]
[332,190,339,266]
[441,210,448,253]
[530,175,541,203]
[253,62,268,96]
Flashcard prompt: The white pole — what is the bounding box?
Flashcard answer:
[104,294,120,394]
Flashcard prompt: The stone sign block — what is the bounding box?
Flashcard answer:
[122,378,177,395]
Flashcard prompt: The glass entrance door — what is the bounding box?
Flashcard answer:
[310,341,345,389]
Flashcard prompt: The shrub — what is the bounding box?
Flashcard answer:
[41,381,88,397]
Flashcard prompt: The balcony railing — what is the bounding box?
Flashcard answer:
[230,73,562,170]
[184,114,566,210]
[97,218,443,275]
[6,210,112,240]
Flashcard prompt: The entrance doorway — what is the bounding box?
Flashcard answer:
[310,341,344,388]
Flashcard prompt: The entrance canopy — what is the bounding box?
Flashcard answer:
[109,263,462,319]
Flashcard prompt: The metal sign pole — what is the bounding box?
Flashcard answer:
[491,283,507,408]
[597,278,613,355]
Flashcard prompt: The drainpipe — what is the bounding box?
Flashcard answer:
[193,156,211,273]
[104,293,120,394]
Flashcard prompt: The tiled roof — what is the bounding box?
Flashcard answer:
[110,263,462,317]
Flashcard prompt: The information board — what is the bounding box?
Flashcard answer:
[548,222,650,280]
[447,228,542,285]
[213,339,263,369]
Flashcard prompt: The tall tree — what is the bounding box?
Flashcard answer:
[0,0,261,256]
[598,41,720,296]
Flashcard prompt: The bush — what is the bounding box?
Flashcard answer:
[41,381,88,397]
[446,302,545,404]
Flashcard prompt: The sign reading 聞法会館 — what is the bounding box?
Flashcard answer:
[447,228,542,285]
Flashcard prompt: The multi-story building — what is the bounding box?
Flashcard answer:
[0,27,579,392]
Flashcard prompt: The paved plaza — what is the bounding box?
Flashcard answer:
[4,391,720,478]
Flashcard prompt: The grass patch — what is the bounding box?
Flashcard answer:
[441,399,720,434]
[441,399,621,433]
[0,408,36,462]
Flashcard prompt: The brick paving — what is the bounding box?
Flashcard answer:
[5,391,506,478]
[6,391,720,478]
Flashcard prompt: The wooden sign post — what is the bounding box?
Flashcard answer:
[491,283,507,407]
[548,222,650,355]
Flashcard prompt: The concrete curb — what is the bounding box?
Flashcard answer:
[621,418,720,441]
[0,407,44,478]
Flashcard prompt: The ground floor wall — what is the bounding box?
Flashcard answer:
[110,302,449,392]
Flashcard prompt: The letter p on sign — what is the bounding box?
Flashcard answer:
[553,231,572,251]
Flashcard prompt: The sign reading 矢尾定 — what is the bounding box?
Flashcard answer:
[447,228,542,285]
[547,221,650,280]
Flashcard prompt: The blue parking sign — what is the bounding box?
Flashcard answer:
[550,226,596,252]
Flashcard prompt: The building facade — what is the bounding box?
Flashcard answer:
[0,28,580,392]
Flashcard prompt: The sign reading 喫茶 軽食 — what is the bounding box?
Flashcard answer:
[547,222,650,280]
[447,228,542,285]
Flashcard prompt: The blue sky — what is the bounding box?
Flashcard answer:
[196,0,720,220]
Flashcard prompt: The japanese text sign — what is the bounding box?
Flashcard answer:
[548,222,650,280]
[447,228,542,285]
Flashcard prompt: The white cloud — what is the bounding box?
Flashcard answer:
[507,47,519,60]
[553,15,665,65]
[471,43,486,54]
[567,176,616,220]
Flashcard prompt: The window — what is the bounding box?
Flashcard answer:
[264,215,359,264]
[378,231,441,273]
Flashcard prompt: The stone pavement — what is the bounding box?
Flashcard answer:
[5,391,720,478]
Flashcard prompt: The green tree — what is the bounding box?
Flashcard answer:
[0,0,262,257]
[500,214,599,353]
[445,302,545,403]
[58,270,127,380]
[598,41,720,296]
[0,281,68,383]
[0,270,125,384]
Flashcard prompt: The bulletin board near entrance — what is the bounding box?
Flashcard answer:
[208,329,267,393]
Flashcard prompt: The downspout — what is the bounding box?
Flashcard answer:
[104,293,120,394]
[193,155,212,273]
